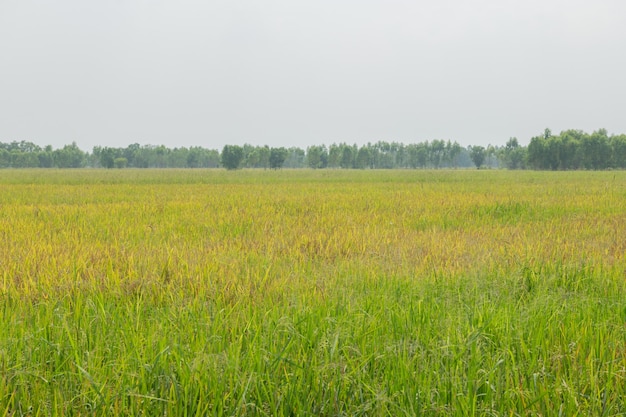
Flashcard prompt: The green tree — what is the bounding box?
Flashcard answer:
[428,140,446,168]
[38,145,54,168]
[0,149,9,168]
[257,146,271,169]
[500,137,526,169]
[204,149,221,168]
[306,145,328,169]
[186,148,200,168]
[114,157,128,169]
[375,142,396,169]
[339,144,356,169]
[284,147,306,168]
[558,130,583,170]
[221,145,244,170]
[581,129,611,170]
[485,145,498,168]
[355,146,371,169]
[527,135,548,169]
[123,143,141,167]
[269,147,288,169]
[610,134,626,169]
[95,147,118,169]
[446,141,462,168]
[244,147,260,168]
[544,128,552,139]
[11,151,40,168]
[53,142,85,168]
[395,142,408,168]
[327,144,342,168]
[407,143,428,168]
[469,146,486,169]
[154,145,169,168]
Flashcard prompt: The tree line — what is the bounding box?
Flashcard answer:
[525,128,626,170]
[1,128,624,170]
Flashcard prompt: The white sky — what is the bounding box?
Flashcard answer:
[1,0,625,151]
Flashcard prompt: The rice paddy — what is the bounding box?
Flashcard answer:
[1,169,625,416]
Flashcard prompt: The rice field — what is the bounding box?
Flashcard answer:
[1,169,625,416]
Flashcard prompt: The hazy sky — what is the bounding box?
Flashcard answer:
[1,0,625,151]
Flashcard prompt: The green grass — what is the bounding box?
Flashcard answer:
[1,169,625,415]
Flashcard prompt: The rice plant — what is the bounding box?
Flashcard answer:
[0,169,624,415]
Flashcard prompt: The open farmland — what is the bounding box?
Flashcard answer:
[1,169,625,416]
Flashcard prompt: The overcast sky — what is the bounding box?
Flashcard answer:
[1,0,625,151]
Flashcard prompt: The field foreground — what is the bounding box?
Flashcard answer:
[1,169,625,416]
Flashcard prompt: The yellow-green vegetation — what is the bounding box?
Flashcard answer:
[1,169,625,416]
